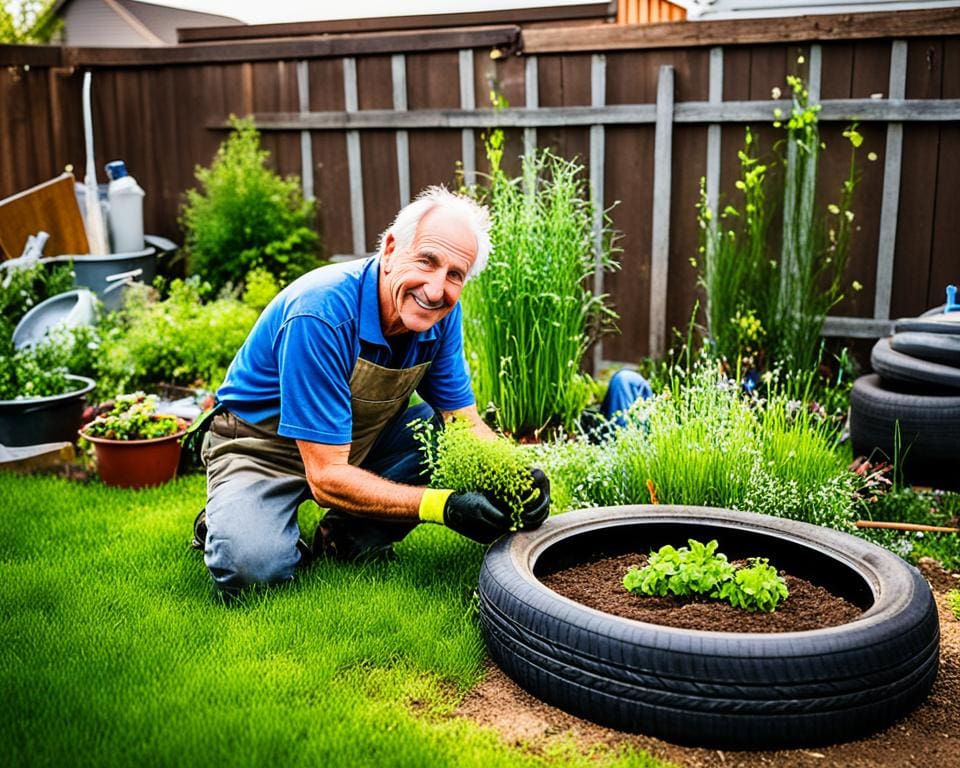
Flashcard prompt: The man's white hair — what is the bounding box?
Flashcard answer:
[377,186,492,280]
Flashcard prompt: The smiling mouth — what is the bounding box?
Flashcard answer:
[412,294,445,311]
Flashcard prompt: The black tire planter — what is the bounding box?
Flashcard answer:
[479,506,939,750]
[890,331,960,367]
[895,313,960,336]
[871,337,960,392]
[0,375,95,447]
[849,373,960,491]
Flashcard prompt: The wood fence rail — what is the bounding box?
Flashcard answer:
[1,8,957,366]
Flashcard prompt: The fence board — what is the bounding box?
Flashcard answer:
[406,51,462,206]
[1,15,958,365]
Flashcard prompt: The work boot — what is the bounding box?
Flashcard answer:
[191,508,207,550]
[191,507,313,568]
[313,510,404,564]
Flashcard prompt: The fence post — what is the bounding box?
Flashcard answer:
[392,54,411,208]
[343,57,366,255]
[591,53,607,372]
[297,61,314,202]
[875,39,907,320]
[459,50,476,188]
[705,47,723,220]
[649,65,675,359]
[524,55,539,158]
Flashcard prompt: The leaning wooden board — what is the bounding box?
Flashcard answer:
[0,173,90,259]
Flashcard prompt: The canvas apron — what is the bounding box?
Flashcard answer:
[204,356,431,473]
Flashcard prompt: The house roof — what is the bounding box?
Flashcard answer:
[51,0,243,45]
[674,0,960,19]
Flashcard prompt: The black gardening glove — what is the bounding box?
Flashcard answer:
[482,467,551,532]
[418,489,513,545]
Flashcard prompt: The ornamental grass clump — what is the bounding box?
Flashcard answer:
[528,363,859,531]
[695,69,864,376]
[462,147,618,439]
[623,539,789,613]
[417,417,534,530]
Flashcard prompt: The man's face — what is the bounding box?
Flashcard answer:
[379,207,477,337]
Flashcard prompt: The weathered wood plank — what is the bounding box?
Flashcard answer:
[343,57,366,255]
[459,49,477,188]
[392,54,411,208]
[297,60,314,201]
[522,9,960,53]
[239,97,960,132]
[48,27,521,68]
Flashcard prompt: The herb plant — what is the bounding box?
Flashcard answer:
[717,558,790,613]
[462,145,618,439]
[180,116,320,294]
[623,539,789,613]
[417,417,534,529]
[83,392,185,441]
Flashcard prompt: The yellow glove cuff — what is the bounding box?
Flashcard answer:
[418,488,453,524]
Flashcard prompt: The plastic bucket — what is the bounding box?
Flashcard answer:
[46,248,157,311]
[0,375,96,447]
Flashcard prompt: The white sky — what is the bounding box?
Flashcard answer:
[133,0,596,25]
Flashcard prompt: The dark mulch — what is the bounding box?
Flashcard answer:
[539,552,862,632]
[454,557,960,768]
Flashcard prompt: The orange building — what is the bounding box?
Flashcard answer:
[616,0,688,24]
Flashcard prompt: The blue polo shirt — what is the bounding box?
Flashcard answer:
[217,257,475,443]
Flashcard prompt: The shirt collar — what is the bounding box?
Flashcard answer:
[359,256,441,348]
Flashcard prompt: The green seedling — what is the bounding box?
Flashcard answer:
[624,538,789,613]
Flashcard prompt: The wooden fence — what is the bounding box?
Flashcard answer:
[1,8,958,367]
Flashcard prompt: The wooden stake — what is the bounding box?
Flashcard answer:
[856,520,960,534]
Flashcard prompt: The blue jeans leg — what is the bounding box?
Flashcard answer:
[601,369,654,428]
[316,401,440,561]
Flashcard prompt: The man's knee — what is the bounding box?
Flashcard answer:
[205,532,301,591]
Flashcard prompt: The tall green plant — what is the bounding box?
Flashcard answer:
[463,148,618,438]
[180,117,320,293]
[696,70,862,376]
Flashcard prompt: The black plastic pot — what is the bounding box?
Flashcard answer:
[0,375,96,446]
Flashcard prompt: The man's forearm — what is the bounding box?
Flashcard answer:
[304,461,424,520]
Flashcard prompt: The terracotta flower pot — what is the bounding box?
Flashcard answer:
[81,428,187,489]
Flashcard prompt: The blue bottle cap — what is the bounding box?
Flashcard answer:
[105,160,128,180]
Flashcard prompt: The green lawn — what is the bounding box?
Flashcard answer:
[0,472,668,768]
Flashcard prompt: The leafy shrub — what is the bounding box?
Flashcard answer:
[463,147,618,439]
[83,392,185,440]
[0,322,97,400]
[96,277,259,395]
[417,417,534,528]
[623,538,789,613]
[180,117,320,293]
[0,260,74,327]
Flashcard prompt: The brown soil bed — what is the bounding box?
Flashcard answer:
[454,557,960,768]
[539,552,863,632]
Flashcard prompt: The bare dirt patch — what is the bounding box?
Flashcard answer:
[455,557,960,767]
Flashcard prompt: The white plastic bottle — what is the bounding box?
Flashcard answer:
[105,160,145,254]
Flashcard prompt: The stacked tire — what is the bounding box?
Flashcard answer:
[849,307,960,490]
